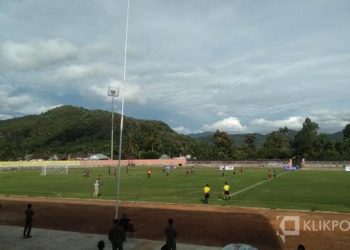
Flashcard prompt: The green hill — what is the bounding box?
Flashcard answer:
[189,132,275,147]
[0,105,205,161]
[188,129,341,148]
[0,106,346,161]
[323,131,343,142]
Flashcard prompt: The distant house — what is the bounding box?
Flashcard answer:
[24,154,34,161]
[49,154,59,160]
[159,154,170,159]
[89,154,109,160]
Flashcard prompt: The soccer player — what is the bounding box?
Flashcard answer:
[93,180,99,198]
[165,166,170,176]
[203,184,210,204]
[223,182,230,200]
[190,165,194,175]
[83,169,90,178]
[147,168,152,178]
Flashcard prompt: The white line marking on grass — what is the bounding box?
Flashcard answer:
[230,171,290,197]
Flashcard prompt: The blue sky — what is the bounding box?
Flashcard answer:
[1,0,349,134]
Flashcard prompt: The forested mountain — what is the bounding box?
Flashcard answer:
[190,130,300,148]
[189,125,348,161]
[0,105,349,161]
[0,105,207,161]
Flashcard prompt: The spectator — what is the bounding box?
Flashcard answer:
[108,219,126,250]
[23,203,34,238]
[297,244,306,250]
[97,240,105,250]
[164,218,177,250]
[119,214,130,233]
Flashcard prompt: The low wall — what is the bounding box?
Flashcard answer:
[0,158,186,169]
[188,160,350,169]
[0,160,80,168]
[188,160,284,168]
[79,159,186,167]
[303,161,349,168]
[0,159,348,170]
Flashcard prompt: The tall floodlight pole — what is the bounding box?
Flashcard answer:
[108,86,119,161]
[115,0,130,219]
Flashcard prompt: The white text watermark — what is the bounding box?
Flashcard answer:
[276,216,350,243]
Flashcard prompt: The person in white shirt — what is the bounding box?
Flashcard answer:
[93,180,99,198]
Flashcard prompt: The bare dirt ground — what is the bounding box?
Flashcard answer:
[1,196,349,250]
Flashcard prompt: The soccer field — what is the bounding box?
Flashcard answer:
[0,166,349,212]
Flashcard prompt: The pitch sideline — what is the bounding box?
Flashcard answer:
[229,171,290,197]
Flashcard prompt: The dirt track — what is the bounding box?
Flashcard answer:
[0,196,349,250]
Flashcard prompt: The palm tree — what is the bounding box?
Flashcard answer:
[146,130,159,152]
[124,132,139,157]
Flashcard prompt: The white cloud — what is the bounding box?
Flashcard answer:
[53,65,94,80]
[251,112,350,133]
[82,79,146,105]
[198,103,230,115]
[0,39,78,71]
[1,0,349,135]
[0,85,34,112]
[167,67,210,79]
[310,110,350,132]
[51,63,116,81]
[15,104,64,117]
[172,126,192,135]
[217,111,229,116]
[202,117,247,132]
[0,84,63,117]
[251,117,304,130]
[84,43,111,55]
[36,104,64,114]
[0,114,13,120]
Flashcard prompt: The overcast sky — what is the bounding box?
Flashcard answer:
[1,0,349,134]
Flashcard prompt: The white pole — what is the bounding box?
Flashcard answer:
[115,0,130,220]
[111,95,115,160]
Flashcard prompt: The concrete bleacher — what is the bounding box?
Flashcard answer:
[0,225,222,250]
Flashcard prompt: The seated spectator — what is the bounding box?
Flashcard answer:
[119,213,130,232]
[297,244,305,250]
[126,222,136,238]
[97,240,105,250]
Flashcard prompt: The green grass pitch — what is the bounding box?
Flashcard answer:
[0,166,349,212]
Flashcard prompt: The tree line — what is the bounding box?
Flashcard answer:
[0,106,349,162]
[208,118,350,163]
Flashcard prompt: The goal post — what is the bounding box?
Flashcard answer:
[40,165,47,176]
[39,161,80,176]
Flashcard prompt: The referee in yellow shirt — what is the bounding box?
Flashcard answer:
[203,184,210,204]
[223,182,230,200]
